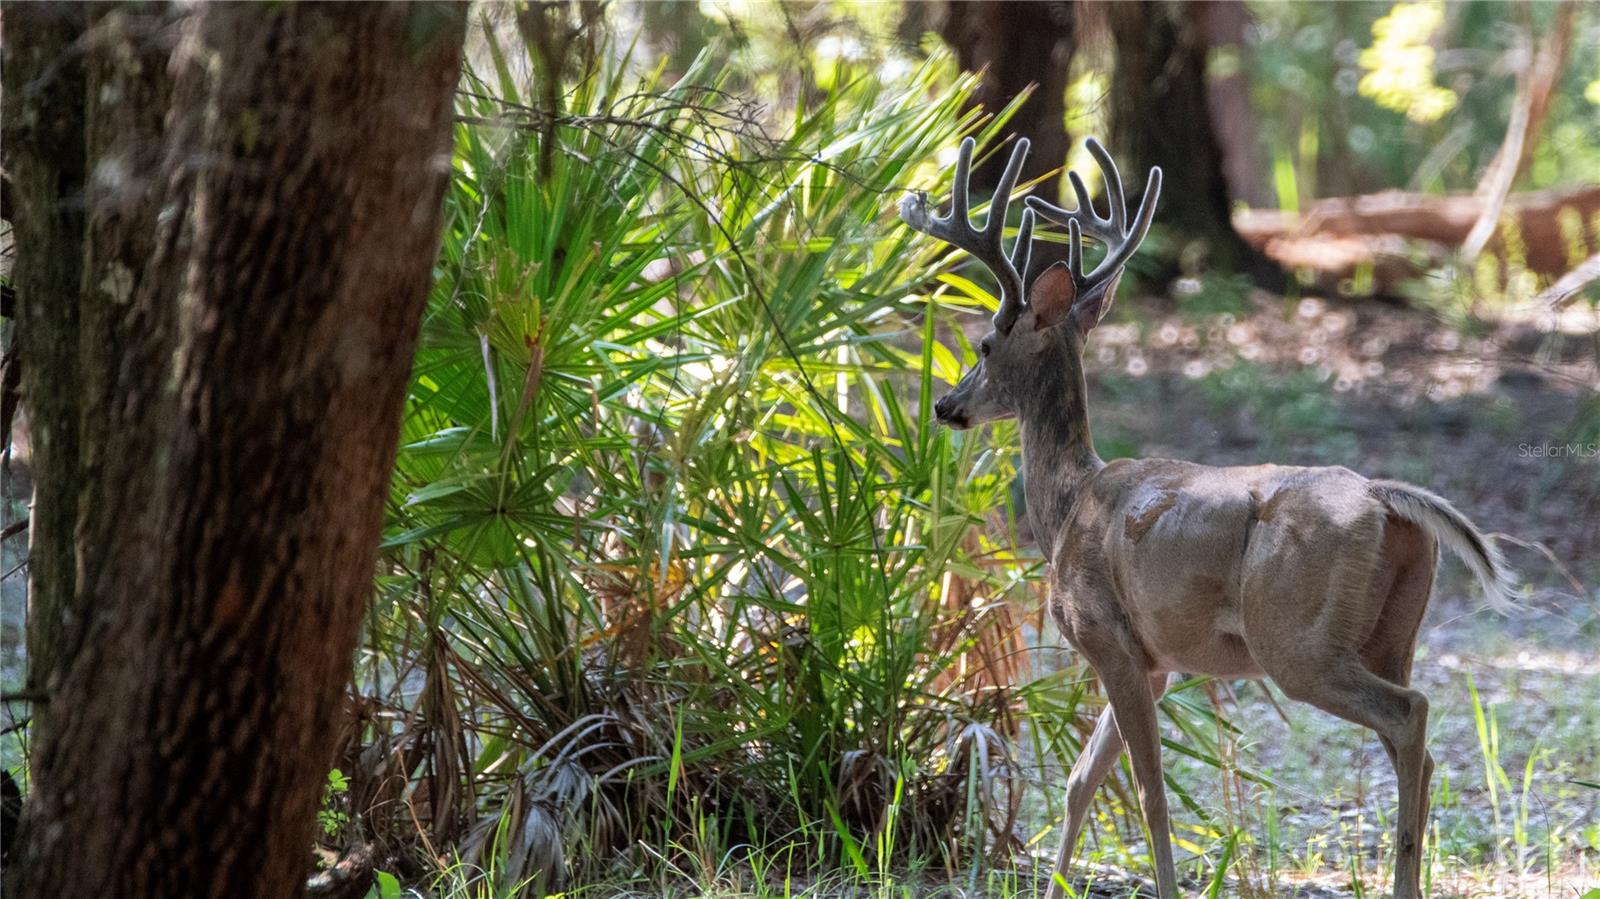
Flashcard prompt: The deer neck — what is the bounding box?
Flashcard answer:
[1017,332,1103,549]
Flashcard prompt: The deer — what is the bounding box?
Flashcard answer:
[899,136,1513,899]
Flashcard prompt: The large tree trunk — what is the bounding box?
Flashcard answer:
[935,1,1075,190]
[3,4,466,897]
[1107,0,1281,286]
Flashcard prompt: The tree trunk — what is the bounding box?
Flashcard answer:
[3,4,466,897]
[1107,0,1281,286]
[1193,1,1271,208]
[936,1,1075,191]
[2,4,87,698]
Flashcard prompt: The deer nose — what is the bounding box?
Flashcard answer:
[933,395,965,427]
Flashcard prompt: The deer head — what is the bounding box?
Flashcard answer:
[900,137,1161,430]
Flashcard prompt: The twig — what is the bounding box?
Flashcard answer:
[0,557,27,582]
[1492,533,1588,597]
[0,518,27,542]
[1253,678,1294,728]
[0,690,46,705]
[1533,252,1600,308]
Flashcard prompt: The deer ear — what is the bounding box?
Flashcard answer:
[1029,262,1077,330]
[1069,270,1123,335]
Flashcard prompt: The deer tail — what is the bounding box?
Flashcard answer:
[1370,479,1516,614]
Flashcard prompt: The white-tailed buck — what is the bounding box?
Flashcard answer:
[900,137,1512,899]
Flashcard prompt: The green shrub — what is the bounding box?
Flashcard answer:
[344,31,1241,895]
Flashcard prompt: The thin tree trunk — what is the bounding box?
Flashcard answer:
[4,4,466,897]
[2,5,88,697]
[1462,0,1576,260]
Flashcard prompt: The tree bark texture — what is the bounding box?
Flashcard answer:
[936,1,1075,191]
[2,4,88,698]
[1107,0,1281,286]
[3,4,466,897]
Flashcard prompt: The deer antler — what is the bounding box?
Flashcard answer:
[899,137,1035,333]
[1025,137,1162,298]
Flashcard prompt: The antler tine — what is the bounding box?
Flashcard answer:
[1036,168,1122,249]
[1066,219,1083,280]
[1009,207,1036,289]
[899,136,1033,331]
[1096,166,1162,279]
[987,137,1027,236]
[950,137,973,224]
[1086,137,1126,236]
[1024,137,1162,289]
[1061,170,1123,245]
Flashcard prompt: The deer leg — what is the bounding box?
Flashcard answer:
[1046,673,1170,899]
[1275,659,1432,899]
[1369,642,1436,893]
[1046,704,1123,899]
[1088,658,1177,899]
[1361,520,1440,884]
[1376,733,1437,892]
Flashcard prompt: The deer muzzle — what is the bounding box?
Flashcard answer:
[933,393,970,429]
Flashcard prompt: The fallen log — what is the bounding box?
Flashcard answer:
[1236,185,1600,278]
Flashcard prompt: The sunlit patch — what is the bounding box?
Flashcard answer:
[1358,0,1458,123]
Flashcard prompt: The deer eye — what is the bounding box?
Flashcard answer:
[980,343,991,358]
